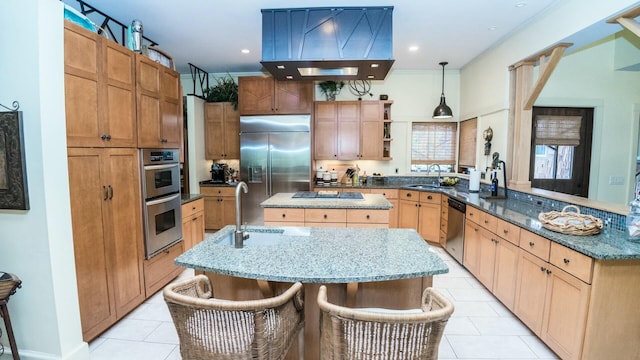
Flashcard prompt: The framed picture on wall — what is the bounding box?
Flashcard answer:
[0,111,29,210]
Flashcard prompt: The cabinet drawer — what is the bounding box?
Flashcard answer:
[143,241,184,296]
[549,242,593,283]
[370,188,398,199]
[200,186,235,197]
[496,218,520,245]
[479,212,498,233]
[264,208,305,222]
[519,230,550,261]
[419,192,440,204]
[399,190,419,202]
[346,209,389,224]
[305,209,346,223]
[466,207,481,224]
[264,221,305,227]
[182,198,204,218]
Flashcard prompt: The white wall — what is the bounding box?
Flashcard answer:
[0,0,88,359]
[185,95,209,191]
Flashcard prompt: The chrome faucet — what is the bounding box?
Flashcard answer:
[234,181,249,248]
[428,164,442,187]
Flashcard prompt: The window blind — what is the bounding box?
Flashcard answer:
[411,122,457,165]
[534,115,581,146]
[458,118,477,167]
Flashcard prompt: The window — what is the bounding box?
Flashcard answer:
[411,122,457,172]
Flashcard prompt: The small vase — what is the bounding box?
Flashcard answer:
[326,93,336,101]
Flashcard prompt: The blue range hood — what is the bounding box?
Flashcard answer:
[261,6,395,81]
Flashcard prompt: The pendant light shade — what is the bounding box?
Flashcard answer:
[433,61,453,119]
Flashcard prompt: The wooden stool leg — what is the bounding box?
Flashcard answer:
[0,302,20,360]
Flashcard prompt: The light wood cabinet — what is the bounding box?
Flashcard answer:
[64,21,137,148]
[201,187,236,230]
[264,208,305,226]
[142,241,184,297]
[398,190,441,242]
[370,189,398,228]
[439,196,448,246]
[181,198,205,251]
[136,54,182,149]
[204,102,239,160]
[314,101,392,160]
[67,147,145,341]
[238,76,313,115]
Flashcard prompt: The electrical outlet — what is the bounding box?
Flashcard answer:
[609,176,624,185]
[395,168,399,174]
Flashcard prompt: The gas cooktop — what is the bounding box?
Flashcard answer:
[292,191,364,200]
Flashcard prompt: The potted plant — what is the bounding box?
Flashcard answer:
[203,74,238,109]
[318,80,345,101]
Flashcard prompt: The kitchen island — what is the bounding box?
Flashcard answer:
[261,192,393,227]
[175,225,448,359]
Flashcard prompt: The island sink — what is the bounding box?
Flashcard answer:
[216,228,309,247]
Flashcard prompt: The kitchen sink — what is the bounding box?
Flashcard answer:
[404,184,440,190]
[215,228,309,247]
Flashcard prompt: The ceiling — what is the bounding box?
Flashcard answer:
[62,0,563,74]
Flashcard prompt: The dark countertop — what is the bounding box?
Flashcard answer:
[199,180,236,187]
[175,225,448,283]
[181,193,203,204]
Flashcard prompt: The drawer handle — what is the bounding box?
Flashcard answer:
[324,214,328,219]
[503,229,509,234]
[484,219,489,224]
[529,242,535,247]
[383,193,386,196]
[540,266,546,272]
[469,212,474,216]
[546,269,552,275]
[406,193,412,198]
[563,258,570,264]
[282,214,286,218]
[366,214,370,219]
[192,206,196,210]
[427,195,433,200]
[192,217,197,221]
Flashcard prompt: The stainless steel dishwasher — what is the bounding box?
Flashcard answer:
[446,197,466,264]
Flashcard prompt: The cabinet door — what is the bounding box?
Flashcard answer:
[463,219,481,275]
[514,250,549,335]
[398,200,419,229]
[103,40,137,147]
[387,199,399,228]
[64,22,101,147]
[418,202,440,243]
[274,80,313,114]
[359,101,383,159]
[223,102,240,159]
[193,212,205,246]
[136,56,162,147]
[67,148,116,340]
[541,264,590,360]
[205,102,225,159]
[204,196,223,230]
[337,102,360,160]
[314,102,338,159]
[476,227,497,289]
[182,215,194,251]
[221,196,237,227]
[160,68,182,148]
[493,238,520,310]
[104,148,145,318]
[238,76,274,115]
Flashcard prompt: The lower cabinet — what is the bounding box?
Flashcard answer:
[143,241,185,297]
[370,189,398,228]
[201,186,236,230]
[263,207,389,227]
[181,198,205,251]
[67,147,145,341]
[398,190,441,242]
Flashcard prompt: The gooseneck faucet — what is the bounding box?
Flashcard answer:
[428,164,442,187]
[234,181,249,248]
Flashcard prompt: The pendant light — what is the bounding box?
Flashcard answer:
[433,61,453,119]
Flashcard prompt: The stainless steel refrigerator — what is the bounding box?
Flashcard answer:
[240,115,311,225]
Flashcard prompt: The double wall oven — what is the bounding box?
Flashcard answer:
[141,149,182,259]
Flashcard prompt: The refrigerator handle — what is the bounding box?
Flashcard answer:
[267,144,272,196]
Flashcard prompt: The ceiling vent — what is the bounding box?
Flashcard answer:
[261,7,395,81]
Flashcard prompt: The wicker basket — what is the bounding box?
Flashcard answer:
[0,272,21,300]
[539,205,603,236]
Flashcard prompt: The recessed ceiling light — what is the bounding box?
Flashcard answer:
[515,2,527,8]
[488,26,497,31]
[370,63,379,68]
[409,45,419,52]
[367,75,375,79]
[277,65,286,70]
[285,75,293,79]
[241,49,250,54]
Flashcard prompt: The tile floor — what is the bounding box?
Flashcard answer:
[1,247,559,360]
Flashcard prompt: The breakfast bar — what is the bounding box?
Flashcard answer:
[175,225,448,359]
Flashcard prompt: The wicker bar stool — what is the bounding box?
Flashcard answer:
[0,272,22,360]
[163,275,304,360]
[317,285,454,360]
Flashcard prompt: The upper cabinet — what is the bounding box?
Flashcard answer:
[313,100,392,160]
[238,76,313,115]
[205,102,240,159]
[136,54,183,149]
[64,21,137,148]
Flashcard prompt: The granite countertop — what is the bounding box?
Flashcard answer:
[260,192,393,209]
[175,225,449,283]
[181,193,203,204]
